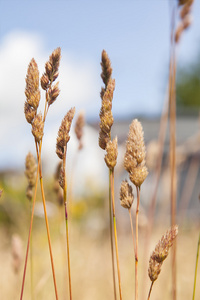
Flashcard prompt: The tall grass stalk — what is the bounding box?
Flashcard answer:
[63,147,72,300]
[109,169,117,300]
[135,186,140,300]
[36,141,59,300]
[192,232,200,300]
[110,169,123,300]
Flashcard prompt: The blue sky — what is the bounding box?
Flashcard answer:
[0,0,200,170]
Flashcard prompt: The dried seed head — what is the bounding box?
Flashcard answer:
[148,258,163,282]
[148,225,178,283]
[25,152,37,200]
[48,81,60,106]
[45,47,61,83]
[120,180,134,209]
[152,225,178,263]
[25,58,40,123]
[24,102,36,124]
[25,58,40,98]
[75,111,85,150]
[124,119,148,187]
[178,0,194,6]
[59,167,65,190]
[129,163,148,187]
[99,130,110,150]
[54,162,64,205]
[104,137,118,169]
[11,234,23,273]
[99,78,115,150]
[41,73,49,90]
[31,113,44,142]
[56,107,75,159]
[101,50,113,88]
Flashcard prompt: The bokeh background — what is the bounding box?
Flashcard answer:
[0,1,200,299]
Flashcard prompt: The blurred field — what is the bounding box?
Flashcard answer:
[0,197,199,300]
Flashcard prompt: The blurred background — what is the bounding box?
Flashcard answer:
[0,1,200,299]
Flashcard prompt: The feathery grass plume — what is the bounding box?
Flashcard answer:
[75,111,85,150]
[25,152,37,201]
[124,119,148,187]
[11,234,23,274]
[147,226,178,299]
[99,50,115,150]
[105,137,118,170]
[56,107,76,160]
[120,180,134,209]
[41,47,61,106]
[24,58,40,124]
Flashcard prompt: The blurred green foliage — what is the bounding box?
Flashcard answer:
[176,51,200,114]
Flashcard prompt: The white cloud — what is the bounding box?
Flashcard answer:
[0,30,101,177]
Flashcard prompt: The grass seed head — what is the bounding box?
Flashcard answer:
[104,137,118,169]
[31,113,44,143]
[120,180,134,209]
[101,49,113,88]
[25,152,37,200]
[124,119,148,187]
[148,225,178,282]
[48,81,60,106]
[75,111,85,150]
[25,58,40,123]
[56,107,76,159]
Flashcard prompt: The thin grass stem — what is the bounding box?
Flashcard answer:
[192,232,200,300]
[135,186,140,300]
[110,169,123,300]
[35,140,59,300]
[63,147,72,300]
[20,149,40,300]
[147,281,154,300]
[29,202,34,300]
[128,208,136,259]
[109,169,117,300]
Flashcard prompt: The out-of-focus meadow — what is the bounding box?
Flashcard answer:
[0,1,200,299]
